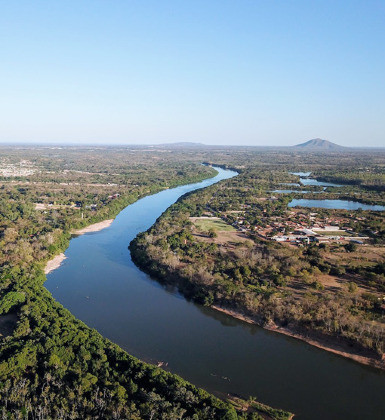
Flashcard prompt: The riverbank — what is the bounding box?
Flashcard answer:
[44,219,115,274]
[44,253,67,274]
[71,219,114,235]
[131,235,385,372]
[211,305,385,371]
[43,166,223,276]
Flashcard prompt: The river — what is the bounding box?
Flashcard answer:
[45,167,385,420]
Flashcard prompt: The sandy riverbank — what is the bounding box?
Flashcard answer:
[211,305,385,371]
[44,253,67,274]
[72,219,114,235]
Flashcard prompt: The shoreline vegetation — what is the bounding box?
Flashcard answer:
[40,166,220,277]
[211,306,385,370]
[131,240,385,371]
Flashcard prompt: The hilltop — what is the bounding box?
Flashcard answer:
[294,138,344,150]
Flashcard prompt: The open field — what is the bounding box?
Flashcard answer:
[192,230,253,247]
[190,216,235,232]
[317,231,353,236]
[325,245,385,267]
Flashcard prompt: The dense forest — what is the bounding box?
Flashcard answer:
[131,149,385,367]
[0,146,293,419]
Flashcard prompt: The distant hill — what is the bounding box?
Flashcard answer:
[294,138,344,150]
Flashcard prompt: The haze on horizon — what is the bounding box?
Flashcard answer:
[1,1,384,148]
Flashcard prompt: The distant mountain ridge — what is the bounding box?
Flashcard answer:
[294,138,344,150]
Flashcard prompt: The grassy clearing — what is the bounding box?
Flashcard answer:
[192,217,235,232]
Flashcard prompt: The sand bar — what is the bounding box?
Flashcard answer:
[72,219,114,235]
[45,253,67,274]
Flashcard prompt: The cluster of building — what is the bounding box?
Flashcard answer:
[0,160,37,177]
[220,209,368,246]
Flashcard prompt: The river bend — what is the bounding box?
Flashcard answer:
[45,167,385,420]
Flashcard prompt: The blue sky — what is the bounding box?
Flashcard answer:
[1,1,384,146]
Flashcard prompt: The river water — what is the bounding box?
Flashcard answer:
[45,167,385,420]
[289,198,385,211]
[299,178,342,187]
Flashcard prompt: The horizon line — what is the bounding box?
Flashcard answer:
[0,141,385,150]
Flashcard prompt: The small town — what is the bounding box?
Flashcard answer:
[215,207,370,246]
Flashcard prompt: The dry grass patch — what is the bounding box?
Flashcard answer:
[324,245,385,268]
[193,230,253,247]
[190,217,254,247]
